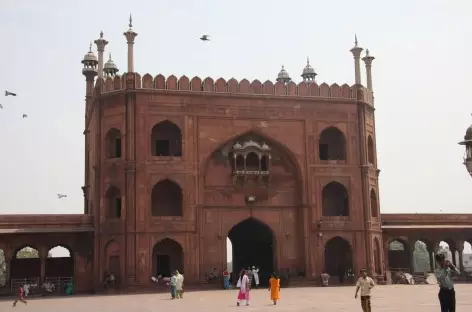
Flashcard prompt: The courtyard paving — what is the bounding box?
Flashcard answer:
[2,284,472,311]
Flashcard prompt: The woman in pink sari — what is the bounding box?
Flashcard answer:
[236,269,250,306]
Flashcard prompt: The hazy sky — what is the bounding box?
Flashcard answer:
[0,0,471,215]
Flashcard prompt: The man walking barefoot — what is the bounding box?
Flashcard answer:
[355,269,375,312]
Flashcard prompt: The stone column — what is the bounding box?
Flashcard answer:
[94,31,108,78]
[457,242,464,273]
[123,15,138,73]
[349,35,363,85]
[362,49,375,91]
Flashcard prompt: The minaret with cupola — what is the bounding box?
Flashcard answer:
[104,53,119,77]
[276,65,291,84]
[301,57,317,83]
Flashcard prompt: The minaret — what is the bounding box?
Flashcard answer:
[82,43,98,98]
[123,14,138,72]
[301,57,317,83]
[362,49,375,91]
[94,31,109,78]
[103,53,119,77]
[276,65,291,84]
[349,35,363,85]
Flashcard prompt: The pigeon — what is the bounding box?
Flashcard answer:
[22,114,27,118]
[5,91,17,96]
[200,35,210,41]
[57,194,67,199]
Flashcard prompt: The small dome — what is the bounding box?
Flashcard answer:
[82,44,98,64]
[233,142,243,149]
[277,66,291,80]
[465,124,472,140]
[302,59,316,75]
[261,142,270,150]
[104,54,118,70]
[242,140,263,149]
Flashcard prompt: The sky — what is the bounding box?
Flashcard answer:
[0,0,471,217]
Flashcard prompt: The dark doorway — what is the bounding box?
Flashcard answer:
[156,255,171,277]
[324,237,353,278]
[228,218,274,287]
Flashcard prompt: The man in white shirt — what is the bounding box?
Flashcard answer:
[354,269,375,312]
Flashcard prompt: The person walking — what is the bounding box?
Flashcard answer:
[354,268,375,312]
[223,268,230,289]
[268,273,280,305]
[169,271,177,299]
[12,284,27,307]
[236,269,250,306]
[435,253,460,312]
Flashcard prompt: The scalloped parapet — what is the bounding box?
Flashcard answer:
[93,73,374,105]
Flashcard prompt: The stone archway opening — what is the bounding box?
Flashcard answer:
[11,246,40,284]
[228,218,274,286]
[322,182,349,217]
[150,120,182,157]
[151,179,183,217]
[45,246,74,281]
[387,240,409,272]
[319,127,346,161]
[104,240,121,284]
[412,240,432,273]
[324,237,353,282]
[0,248,5,289]
[462,242,472,273]
[152,238,184,278]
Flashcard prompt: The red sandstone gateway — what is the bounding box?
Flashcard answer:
[1,19,471,295]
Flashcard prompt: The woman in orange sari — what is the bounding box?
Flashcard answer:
[268,273,280,305]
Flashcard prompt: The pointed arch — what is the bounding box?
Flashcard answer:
[105,128,122,159]
[370,189,378,218]
[387,239,409,271]
[105,186,122,219]
[322,181,349,216]
[151,179,183,216]
[151,120,182,157]
[324,236,353,276]
[367,135,375,165]
[104,240,121,284]
[46,245,74,278]
[152,238,184,277]
[319,126,346,161]
[11,245,40,280]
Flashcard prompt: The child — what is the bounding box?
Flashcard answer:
[354,268,375,312]
[268,273,280,305]
[12,284,27,307]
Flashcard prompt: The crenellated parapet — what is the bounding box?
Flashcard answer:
[94,73,374,104]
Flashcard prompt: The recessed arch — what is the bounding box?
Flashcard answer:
[412,240,432,273]
[370,189,378,218]
[151,120,182,157]
[387,239,409,271]
[104,240,121,284]
[322,181,349,217]
[324,236,353,277]
[152,238,184,277]
[151,179,183,216]
[373,238,381,275]
[367,135,375,165]
[318,126,346,161]
[245,152,259,171]
[105,186,122,219]
[105,128,122,159]
[228,217,275,286]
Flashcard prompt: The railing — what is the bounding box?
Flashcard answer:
[10,277,40,295]
[44,276,74,294]
[8,277,74,296]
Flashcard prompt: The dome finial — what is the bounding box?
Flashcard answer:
[89,42,92,52]
[100,30,104,39]
[109,52,112,60]
[129,14,133,28]
[355,34,358,47]
[307,57,310,65]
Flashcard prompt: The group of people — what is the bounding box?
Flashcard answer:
[235,269,280,306]
[168,270,184,299]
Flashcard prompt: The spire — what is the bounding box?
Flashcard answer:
[124,14,138,72]
[301,56,317,83]
[94,31,109,78]
[350,34,363,85]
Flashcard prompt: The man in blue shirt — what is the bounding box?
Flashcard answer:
[435,253,460,312]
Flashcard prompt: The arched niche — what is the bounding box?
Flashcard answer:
[105,128,122,159]
[322,181,349,217]
[203,131,301,206]
[387,239,409,271]
[152,238,184,278]
[319,127,346,161]
[151,179,183,216]
[370,189,378,218]
[11,246,40,280]
[324,237,353,277]
[105,186,122,219]
[367,135,375,165]
[373,238,381,275]
[104,240,121,284]
[150,120,182,157]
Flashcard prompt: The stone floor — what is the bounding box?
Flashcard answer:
[2,284,472,311]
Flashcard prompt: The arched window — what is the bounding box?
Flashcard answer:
[245,152,259,171]
[261,155,269,171]
[322,182,349,216]
[367,135,375,165]
[370,189,378,218]
[106,186,122,218]
[235,155,245,171]
[151,179,183,216]
[105,128,122,159]
[151,121,182,157]
[319,127,346,161]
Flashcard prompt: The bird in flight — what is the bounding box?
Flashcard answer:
[57,194,67,199]
[5,91,17,97]
[22,114,27,118]
[200,35,210,41]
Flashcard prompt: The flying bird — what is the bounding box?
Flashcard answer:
[5,91,17,97]
[200,35,210,41]
[57,194,67,199]
[22,114,27,118]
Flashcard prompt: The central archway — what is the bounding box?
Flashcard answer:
[324,237,353,280]
[228,218,274,286]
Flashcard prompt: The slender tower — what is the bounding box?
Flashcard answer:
[94,31,109,78]
[350,35,363,85]
[362,49,375,91]
[124,15,138,72]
